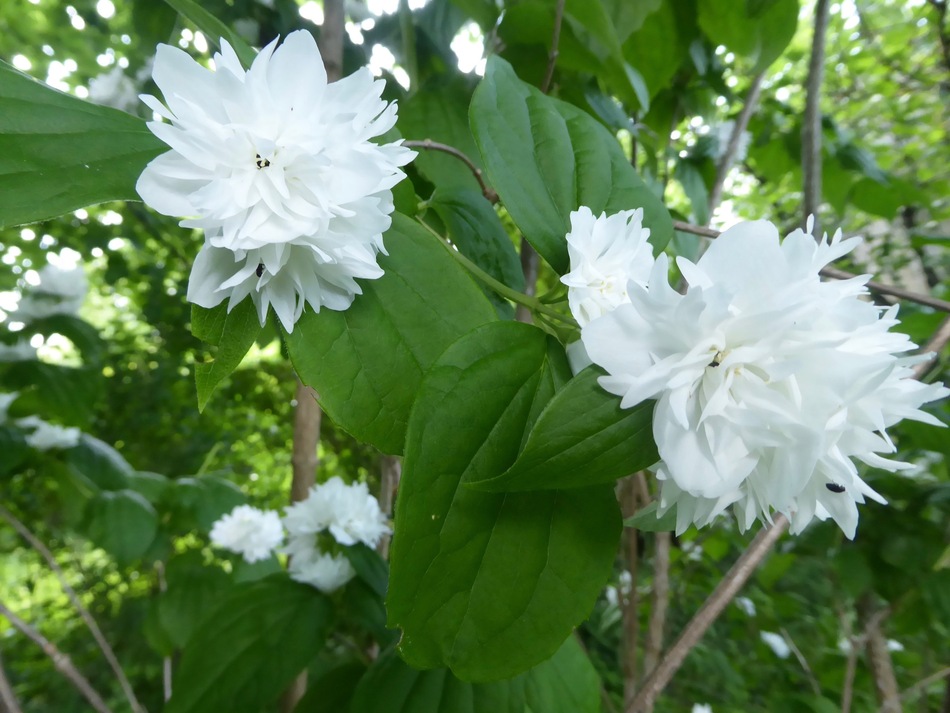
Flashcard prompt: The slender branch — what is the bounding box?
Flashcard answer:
[377,455,401,559]
[839,607,859,713]
[913,316,950,380]
[0,600,112,713]
[780,627,821,696]
[540,0,566,94]
[642,531,671,684]
[860,596,901,713]
[707,71,766,220]
[397,0,419,92]
[802,0,831,229]
[626,515,789,712]
[403,140,498,204]
[0,505,143,713]
[672,221,950,314]
[0,648,23,713]
[416,218,577,326]
[896,666,950,708]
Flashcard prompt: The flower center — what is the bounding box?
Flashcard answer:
[255,153,271,169]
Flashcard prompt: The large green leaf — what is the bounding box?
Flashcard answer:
[66,434,134,491]
[166,577,333,713]
[470,56,672,273]
[150,553,231,654]
[191,300,263,411]
[284,213,497,455]
[4,362,101,427]
[473,366,657,492]
[697,0,800,71]
[429,187,523,318]
[83,490,158,565]
[161,0,258,67]
[349,637,601,713]
[0,61,162,228]
[388,322,620,681]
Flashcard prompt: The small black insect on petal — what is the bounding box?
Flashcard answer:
[256,262,264,278]
[825,483,846,493]
[255,153,271,169]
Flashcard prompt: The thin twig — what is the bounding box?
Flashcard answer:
[860,595,901,713]
[642,531,671,683]
[895,666,950,708]
[0,505,143,713]
[626,515,789,713]
[540,0,566,94]
[0,600,112,713]
[0,648,23,713]
[672,221,950,314]
[839,606,859,713]
[802,0,831,229]
[708,71,766,220]
[403,140,498,204]
[780,626,821,696]
[913,316,950,379]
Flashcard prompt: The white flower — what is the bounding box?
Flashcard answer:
[0,340,36,362]
[88,66,140,113]
[14,264,87,322]
[760,631,791,659]
[735,596,756,617]
[17,416,81,451]
[0,392,18,423]
[561,207,654,327]
[136,30,415,332]
[691,704,714,713]
[582,218,949,539]
[209,504,284,563]
[285,546,355,593]
[283,476,389,547]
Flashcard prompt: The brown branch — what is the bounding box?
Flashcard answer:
[708,71,767,220]
[913,316,950,380]
[0,505,143,713]
[672,220,950,314]
[642,531,671,686]
[0,600,112,713]
[839,606,860,713]
[618,477,642,708]
[0,648,22,713]
[317,0,345,83]
[540,0,566,94]
[626,515,788,713]
[402,140,498,204]
[802,0,831,228]
[860,596,901,713]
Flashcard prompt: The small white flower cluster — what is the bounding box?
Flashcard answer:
[13,263,88,323]
[563,212,949,539]
[207,477,389,593]
[136,31,414,332]
[209,504,284,563]
[15,416,81,451]
[283,476,389,593]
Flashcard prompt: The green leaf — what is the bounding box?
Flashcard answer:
[429,187,524,318]
[66,434,134,491]
[83,490,158,565]
[152,554,231,653]
[388,322,620,680]
[166,577,333,713]
[293,660,366,713]
[349,637,601,713]
[399,78,487,193]
[470,56,672,273]
[343,544,389,599]
[623,1,694,100]
[285,213,497,455]
[170,475,246,532]
[474,366,657,492]
[5,362,101,427]
[623,501,677,532]
[697,0,799,71]
[848,177,905,218]
[161,0,258,68]
[0,61,163,228]
[0,426,28,476]
[192,300,263,411]
[19,314,104,364]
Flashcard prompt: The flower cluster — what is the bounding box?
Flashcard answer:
[209,504,284,563]
[564,213,948,538]
[136,31,414,332]
[207,476,389,593]
[283,476,389,593]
